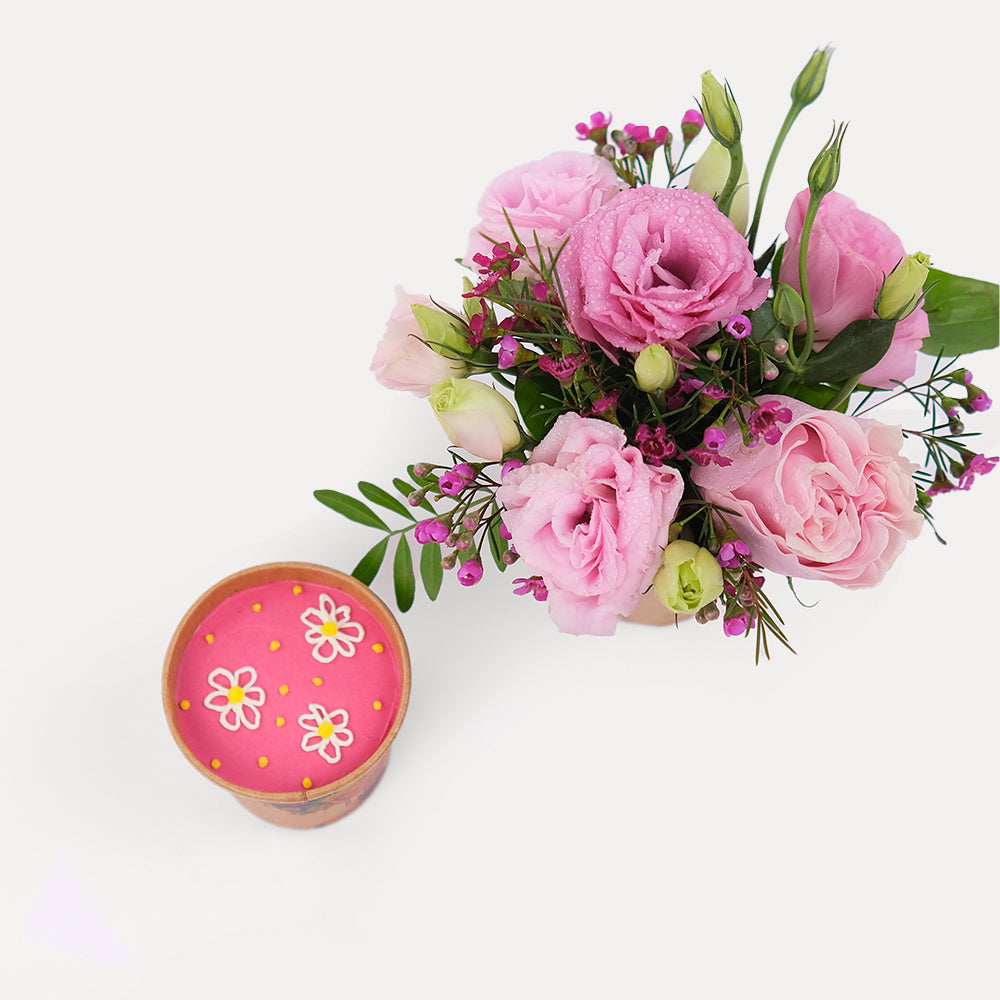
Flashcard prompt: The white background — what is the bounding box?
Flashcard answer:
[2,2,998,997]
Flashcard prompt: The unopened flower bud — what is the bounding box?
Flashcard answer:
[681,108,704,145]
[502,550,519,565]
[790,46,833,108]
[441,553,457,570]
[687,139,749,233]
[699,71,742,148]
[807,122,847,198]
[695,601,720,623]
[876,251,931,320]
[771,338,789,356]
[407,487,428,506]
[773,282,806,329]
[634,344,678,392]
[763,364,780,381]
[652,540,724,614]
[705,343,723,362]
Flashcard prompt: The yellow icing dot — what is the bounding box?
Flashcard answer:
[227,685,245,704]
[373,700,383,711]
[279,684,289,696]
[317,720,334,739]
[205,634,215,644]
[372,642,384,653]
[292,585,303,596]
[211,759,221,770]
[320,621,339,637]
[302,777,312,789]
[268,640,281,652]
[252,602,262,612]
[179,699,191,711]
[276,716,286,727]
[258,757,269,768]
[312,676,323,686]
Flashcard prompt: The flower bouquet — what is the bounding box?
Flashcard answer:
[317,49,998,658]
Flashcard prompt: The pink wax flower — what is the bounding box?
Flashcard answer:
[778,191,929,388]
[691,395,924,588]
[464,151,627,272]
[371,287,469,397]
[557,187,769,358]
[496,412,684,635]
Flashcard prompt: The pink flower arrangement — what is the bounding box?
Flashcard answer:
[691,397,924,587]
[319,48,997,657]
[778,191,930,388]
[464,150,626,272]
[558,186,769,357]
[496,413,683,634]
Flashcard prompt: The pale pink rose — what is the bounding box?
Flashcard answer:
[691,395,923,588]
[778,190,929,389]
[497,412,684,635]
[371,287,468,397]
[464,151,626,270]
[557,186,769,358]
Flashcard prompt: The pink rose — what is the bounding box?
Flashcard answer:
[557,186,769,358]
[778,190,929,389]
[464,151,626,270]
[497,412,684,634]
[370,287,469,397]
[691,395,924,588]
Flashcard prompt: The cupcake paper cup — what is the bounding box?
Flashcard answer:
[163,562,411,828]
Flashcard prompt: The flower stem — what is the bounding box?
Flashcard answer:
[716,142,744,218]
[747,105,800,253]
[793,192,823,368]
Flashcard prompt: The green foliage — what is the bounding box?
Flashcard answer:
[359,481,415,521]
[514,368,563,440]
[419,541,443,601]
[393,534,415,612]
[799,318,895,384]
[314,490,389,531]
[921,268,999,356]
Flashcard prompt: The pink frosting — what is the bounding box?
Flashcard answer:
[557,186,769,357]
[778,190,929,388]
[691,396,924,588]
[173,580,403,793]
[497,413,683,634]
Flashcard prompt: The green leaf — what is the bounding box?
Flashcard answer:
[419,540,443,601]
[514,369,563,440]
[487,512,509,572]
[314,490,389,530]
[799,318,895,385]
[921,268,999,356]
[393,535,415,612]
[358,480,415,521]
[352,536,389,586]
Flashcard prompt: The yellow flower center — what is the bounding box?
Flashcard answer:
[227,685,245,703]
[317,720,334,740]
[320,621,339,637]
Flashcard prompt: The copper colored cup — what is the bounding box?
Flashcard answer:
[163,562,411,828]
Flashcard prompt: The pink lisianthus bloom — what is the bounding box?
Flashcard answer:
[496,412,684,635]
[464,151,626,272]
[371,287,469,397]
[691,395,924,588]
[557,187,769,358]
[778,190,929,388]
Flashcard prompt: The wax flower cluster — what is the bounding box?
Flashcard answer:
[319,48,998,659]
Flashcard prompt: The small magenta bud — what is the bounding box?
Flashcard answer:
[502,551,519,566]
[763,363,780,381]
[772,338,789,356]
[681,108,704,144]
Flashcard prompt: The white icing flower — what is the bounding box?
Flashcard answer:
[300,593,365,662]
[204,666,265,731]
[298,703,354,764]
